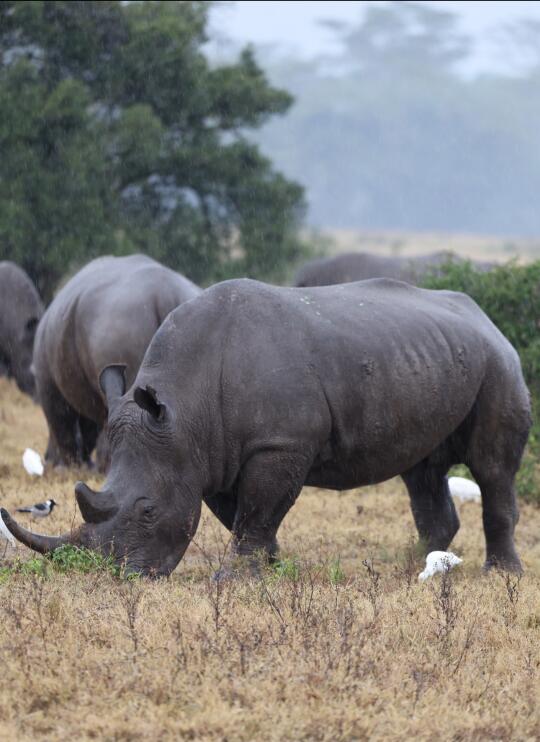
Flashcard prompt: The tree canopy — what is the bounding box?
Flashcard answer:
[0,1,305,298]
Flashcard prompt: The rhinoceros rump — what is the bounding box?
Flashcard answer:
[5,278,530,576]
[0,262,44,396]
[33,254,201,470]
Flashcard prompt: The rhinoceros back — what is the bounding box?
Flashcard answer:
[34,254,200,422]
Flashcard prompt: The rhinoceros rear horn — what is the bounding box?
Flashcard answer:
[99,364,127,409]
[75,482,119,524]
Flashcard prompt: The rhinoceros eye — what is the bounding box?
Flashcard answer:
[143,505,155,515]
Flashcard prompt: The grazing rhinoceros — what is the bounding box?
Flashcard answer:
[294,251,493,287]
[33,254,201,469]
[3,278,530,576]
[0,261,44,396]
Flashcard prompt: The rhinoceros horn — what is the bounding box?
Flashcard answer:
[75,482,119,524]
[0,508,75,554]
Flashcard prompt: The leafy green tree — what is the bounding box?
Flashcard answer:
[0,1,305,298]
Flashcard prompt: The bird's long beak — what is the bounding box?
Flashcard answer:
[0,508,76,554]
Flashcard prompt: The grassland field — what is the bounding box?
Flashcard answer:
[317,229,540,264]
[2,226,540,741]
[1,367,540,741]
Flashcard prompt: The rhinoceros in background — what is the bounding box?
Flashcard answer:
[294,251,493,287]
[4,278,530,576]
[33,254,201,470]
[0,261,44,396]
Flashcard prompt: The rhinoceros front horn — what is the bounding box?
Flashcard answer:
[0,508,74,554]
[75,482,118,524]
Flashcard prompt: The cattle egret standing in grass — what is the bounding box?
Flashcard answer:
[0,511,15,549]
[22,448,43,477]
[418,551,462,581]
[448,476,481,502]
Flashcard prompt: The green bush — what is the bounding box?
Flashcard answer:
[422,260,540,504]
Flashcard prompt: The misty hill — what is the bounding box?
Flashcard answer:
[250,2,540,236]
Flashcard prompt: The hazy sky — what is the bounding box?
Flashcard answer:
[209,1,540,73]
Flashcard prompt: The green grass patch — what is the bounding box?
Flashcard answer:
[328,557,346,585]
[48,544,120,575]
[0,545,124,579]
[271,556,300,581]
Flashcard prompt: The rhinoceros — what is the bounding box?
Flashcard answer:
[294,251,493,287]
[33,254,201,469]
[0,261,44,396]
[3,278,530,576]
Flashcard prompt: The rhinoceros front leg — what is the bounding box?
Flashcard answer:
[402,463,460,554]
[40,378,85,467]
[94,426,110,473]
[203,491,238,531]
[230,451,312,572]
[78,415,99,464]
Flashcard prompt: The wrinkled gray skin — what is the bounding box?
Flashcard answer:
[5,278,530,578]
[33,254,201,469]
[0,262,44,396]
[294,251,494,287]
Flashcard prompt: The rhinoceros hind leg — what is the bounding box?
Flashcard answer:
[402,462,460,554]
[468,454,524,573]
[465,382,529,573]
[472,472,522,573]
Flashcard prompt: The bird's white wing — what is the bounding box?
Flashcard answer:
[419,551,462,581]
[22,448,44,477]
[449,476,481,502]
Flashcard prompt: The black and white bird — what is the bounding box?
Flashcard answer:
[16,499,57,518]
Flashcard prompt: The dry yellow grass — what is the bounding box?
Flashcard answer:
[1,377,540,741]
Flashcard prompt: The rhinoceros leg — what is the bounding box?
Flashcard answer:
[465,381,528,573]
[471,472,521,572]
[94,427,110,473]
[231,451,311,567]
[467,442,524,573]
[204,491,237,531]
[402,463,460,554]
[78,415,99,463]
[40,378,84,467]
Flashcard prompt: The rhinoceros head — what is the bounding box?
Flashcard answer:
[2,365,202,577]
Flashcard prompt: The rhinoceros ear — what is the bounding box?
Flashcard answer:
[99,364,127,408]
[134,385,166,422]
